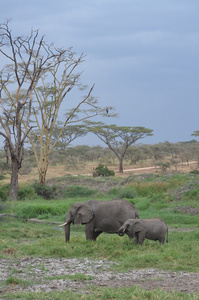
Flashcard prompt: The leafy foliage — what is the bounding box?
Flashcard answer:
[33,183,58,199]
[15,202,66,220]
[109,186,137,199]
[0,174,6,180]
[62,185,95,197]
[18,186,36,200]
[93,164,115,177]
[0,184,10,201]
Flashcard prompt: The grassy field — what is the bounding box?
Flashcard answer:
[0,172,199,299]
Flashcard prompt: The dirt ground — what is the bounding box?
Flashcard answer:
[0,257,199,295]
[13,160,199,185]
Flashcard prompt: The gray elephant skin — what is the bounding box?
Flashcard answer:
[60,199,139,242]
[118,218,168,245]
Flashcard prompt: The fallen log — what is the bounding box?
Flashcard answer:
[0,213,18,218]
[0,214,61,226]
[26,218,61,225]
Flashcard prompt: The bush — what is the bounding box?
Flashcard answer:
[117,186,137,199]
[0,184,10,201]
[15,203,64,219]
[33,183,58,199]
[0,174,6,180]
[63,185,95,198]
[190,169,199,175]
[18,186,36,200]
[109,186,137,199]
[93,164,115,177]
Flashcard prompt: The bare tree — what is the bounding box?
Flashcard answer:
[26,51,115,184]
[28,122,87,184]
[88,122,153,173]
[0,21,69,199]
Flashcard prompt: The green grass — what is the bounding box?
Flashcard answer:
[4,275,31,287]
[1,285,198,299]
[0,220,199,273]
[1,173,199,298]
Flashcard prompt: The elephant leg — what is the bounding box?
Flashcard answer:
[92,231,102,241]
[126,232,135,242]
[85,224,102,241]
[159,235,165,244]
[138,232,145,245]
[85,224,94,240]
[134,233,139,244]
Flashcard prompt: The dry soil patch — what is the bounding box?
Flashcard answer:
[0,257,199,295]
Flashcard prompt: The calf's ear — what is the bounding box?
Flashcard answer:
[134,221,142,232]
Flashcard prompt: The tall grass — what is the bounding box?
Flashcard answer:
[128,178,185,197]
[2,286,198,300]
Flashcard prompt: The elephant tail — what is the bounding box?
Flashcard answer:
[166,228,168,243]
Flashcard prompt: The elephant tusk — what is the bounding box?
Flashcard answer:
[58,222,68,227]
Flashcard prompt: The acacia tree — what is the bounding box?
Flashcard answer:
[0,21,74,199]
[26,53,114,184]
[192,131,199,138]
[89,122,153,173]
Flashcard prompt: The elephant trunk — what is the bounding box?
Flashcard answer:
[65,223,71,243]
[166,228,169,243]
[118,226,126,236]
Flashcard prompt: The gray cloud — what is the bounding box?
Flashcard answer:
[0,0,199,146]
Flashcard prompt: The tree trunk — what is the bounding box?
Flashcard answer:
[119,159,123,173]
[39,167,48,185]
[9,159,19,200]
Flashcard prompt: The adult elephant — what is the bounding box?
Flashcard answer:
[59,199,139,242]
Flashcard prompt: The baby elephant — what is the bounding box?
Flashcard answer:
[118,218,168,245]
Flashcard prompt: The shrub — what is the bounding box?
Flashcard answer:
[93,164,115,177]
[108,187,120,196]
[0,174,6,180]
[15,203,63,219]
[117,186,137,199]
[108,186,137,199]
[18,186,36,200]
[33,183,58,199]
[190,169,199,175]
[0,184,10,201]
[63,185,95,198]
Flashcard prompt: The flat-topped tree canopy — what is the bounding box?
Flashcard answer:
[86,122,153,173]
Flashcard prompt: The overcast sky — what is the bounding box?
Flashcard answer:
[1,0,199,146]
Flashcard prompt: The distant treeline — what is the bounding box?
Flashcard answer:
[0,140,199,174]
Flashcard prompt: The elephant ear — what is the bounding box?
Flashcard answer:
[74,204,93,225]
[134,221,143,232]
